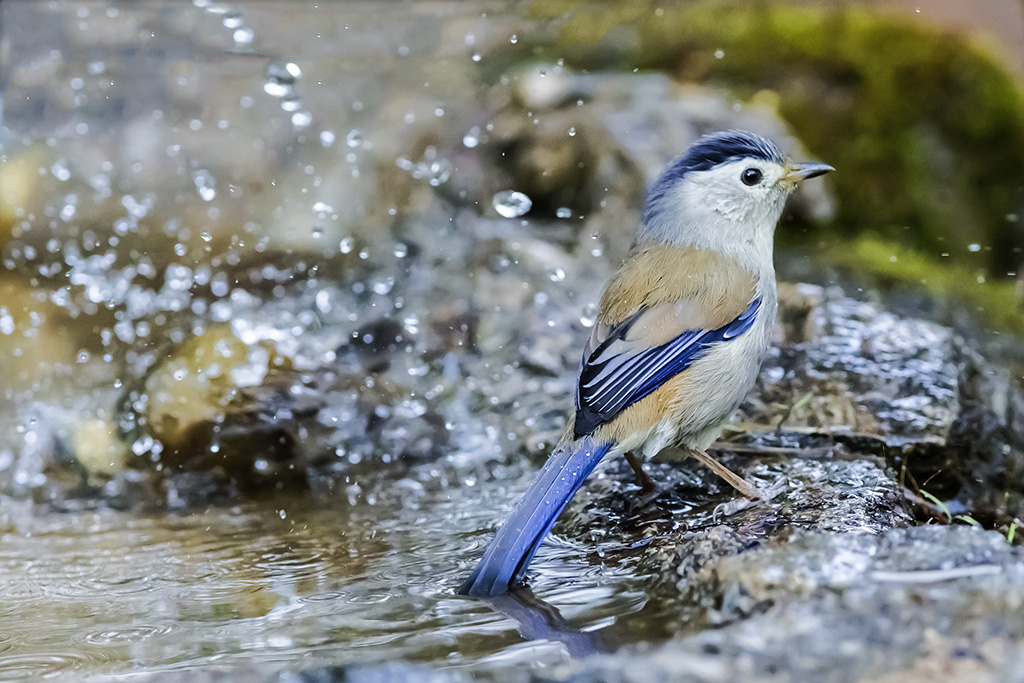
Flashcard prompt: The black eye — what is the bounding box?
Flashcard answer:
[741,168,763,186]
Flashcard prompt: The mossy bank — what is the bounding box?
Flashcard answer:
[526,0,1024,277]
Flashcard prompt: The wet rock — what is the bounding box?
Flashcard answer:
[744,284,1024,523]
[945,345,1024,525]
[553,526,1024,683]
[0,144,49,246]
[107,307,453,502]
[742,283,959,449]
[347,317,416,373]
[567,453,913,600]
[119,322,315,487]
[137,325,294,456]
[0,278,78,398]
[70,417,128,478]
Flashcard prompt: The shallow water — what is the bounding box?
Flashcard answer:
[0,462,663,679]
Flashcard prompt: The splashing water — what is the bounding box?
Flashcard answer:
[492,190,533,218]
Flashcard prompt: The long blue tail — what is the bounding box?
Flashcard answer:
[460,438,612,597]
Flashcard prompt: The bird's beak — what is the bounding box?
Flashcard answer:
[783,162,834,184]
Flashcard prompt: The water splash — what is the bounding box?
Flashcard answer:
[492,190,532,218]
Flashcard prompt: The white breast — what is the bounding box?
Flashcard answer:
[640,275,777,459]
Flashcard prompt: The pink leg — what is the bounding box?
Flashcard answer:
[689,449,760,499]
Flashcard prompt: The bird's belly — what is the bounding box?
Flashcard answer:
[639,321,769,458]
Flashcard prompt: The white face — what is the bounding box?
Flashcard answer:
[640,157,794,264]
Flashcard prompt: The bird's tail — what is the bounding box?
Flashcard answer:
[459,438,612,597]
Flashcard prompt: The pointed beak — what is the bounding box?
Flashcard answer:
[783,162,834,184]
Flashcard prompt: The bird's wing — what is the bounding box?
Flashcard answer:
[572,244,760,438]
[573,297,760,437]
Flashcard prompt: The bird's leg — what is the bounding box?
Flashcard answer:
[689,449,760,500]
[623,451,658,494]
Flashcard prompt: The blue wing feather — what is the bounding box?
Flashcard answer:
[573,298,761,438]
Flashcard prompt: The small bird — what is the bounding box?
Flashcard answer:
[460,130,833,597]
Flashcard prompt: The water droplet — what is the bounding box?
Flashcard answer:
[492,190,532,218]
[192,169,216,201]
[320,130,336,147]
[221,10,243,29]
[509,33,518,44]
[549,268,566,282]
[233,27,254,45]
[264,60,300,97]
[393,243,408,258]
[568,126,576,137]
[580,302,598,327]
[471,52,482,62]
[339,237,354,254]
[463,125,480,148]
[556,207,572,219]
[423,159,452,186]
[715,49,725,59]
[968,243,981,252]
[131,436,154,456]
[51,161,71,181]
[312,201,335,214]
[345,129,364,148]
[291,110,312,129]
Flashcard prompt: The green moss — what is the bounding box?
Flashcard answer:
[828,235,1024,335]
[529,0,1024,273]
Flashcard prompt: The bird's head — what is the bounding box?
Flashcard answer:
[639,130,832,258]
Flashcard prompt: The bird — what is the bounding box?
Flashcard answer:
[460,130,833,597]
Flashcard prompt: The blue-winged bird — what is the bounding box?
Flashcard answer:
[461,130,833,597]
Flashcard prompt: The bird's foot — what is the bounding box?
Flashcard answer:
[630,481,664,511]
[624,450,658,494]
[620,451,666,511]
[689,448,766,500]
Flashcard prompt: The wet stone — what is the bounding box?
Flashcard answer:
[547,526,1024,683]
[721,283,1024,517]
[740,283,960,450]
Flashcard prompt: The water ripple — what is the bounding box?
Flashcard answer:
[78,623,179,646]
[0,653,85,680]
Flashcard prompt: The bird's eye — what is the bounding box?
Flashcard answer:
[741,168,763,186]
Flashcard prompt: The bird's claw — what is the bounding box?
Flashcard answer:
[629,481,663,512]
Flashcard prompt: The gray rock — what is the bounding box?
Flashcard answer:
[553,527,1024,683]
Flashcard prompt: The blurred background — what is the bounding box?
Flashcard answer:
[0,1,1023,681]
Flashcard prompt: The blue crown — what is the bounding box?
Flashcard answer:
[643,131,785,223]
